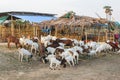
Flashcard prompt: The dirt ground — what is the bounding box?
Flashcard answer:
[0,43,120,80]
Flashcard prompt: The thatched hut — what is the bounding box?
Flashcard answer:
[39,11,108,41]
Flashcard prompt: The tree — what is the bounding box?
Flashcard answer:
[103,6,113,21]
[103,6,113,40]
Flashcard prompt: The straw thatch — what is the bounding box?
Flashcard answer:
[39,12,108,28]
[39,12,109,38]
[39,12,117,42]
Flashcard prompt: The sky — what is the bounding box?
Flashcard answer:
[0,0,120,21]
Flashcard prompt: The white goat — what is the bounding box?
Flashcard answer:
[67,48,79,64]
[60,51,75,66]
[88,50,97,56]
[24,39,33,46]
[46,47,56,54]
[18,48,33,62]
[46,54,61,70]
[96,43,112,53]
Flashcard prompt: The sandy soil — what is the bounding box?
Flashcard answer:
[0,43,120,80]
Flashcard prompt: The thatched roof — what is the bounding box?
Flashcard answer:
[39,12,108,28]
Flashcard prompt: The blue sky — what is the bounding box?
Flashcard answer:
[0,0,120,21]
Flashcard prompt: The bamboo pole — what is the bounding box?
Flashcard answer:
[35,26,36,36]
[19,24,21,37]
[49,25,51,35]
[112,33,114,41]
[36,26,38,36]
[81,25,84,37]
[62,25,65,37]
[97,31,100,42]
[106,30,108,41]
[97,26,101,42]
[11,15,14,36]
[55,25,58,36]
[0,25,2,38]
[85,32,88,43]
[33,24,36,36]
[109,33,111,41]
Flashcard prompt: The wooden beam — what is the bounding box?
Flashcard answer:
[11,15,14,36]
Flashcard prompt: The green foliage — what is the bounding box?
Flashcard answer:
[103,6,113,14]
[64,11,76,18]
[103,6,111,9]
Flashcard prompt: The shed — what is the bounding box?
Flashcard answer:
[0,11,56,23]
[0,11,56,42]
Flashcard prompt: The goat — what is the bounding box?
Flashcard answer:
[7,35,20,48]
[46,47,56,54]
[60,51,75,67]
[45,54,61,70]
[18,47,33,62]
[31,42,39,55]
[107,41,120,52]
[56,38,74,47]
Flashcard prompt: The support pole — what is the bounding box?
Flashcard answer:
[11,15,14,36]
[55,25,58,37]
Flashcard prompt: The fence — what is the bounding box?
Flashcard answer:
[0,26,116,42]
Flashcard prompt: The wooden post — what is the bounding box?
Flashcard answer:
[113,33,114,41]
[68,25,72,38]
[97,31,100,42]
[61,24,64,37]
[109,33,111,41]
[55,25,58,36]
[33,23,36,36]
[34,26,36,36]
[0,25,2,38]
[11,15,14,36]
[105,30,108,41]
[35,25,36,36]
[36,26,38,36]
[85,32,87,43]
[19,24,21,37]
[49,25,51,35]
[81,25,84,35]
[97,26,101,42]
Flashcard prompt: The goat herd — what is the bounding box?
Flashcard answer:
[6,35,120,70]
